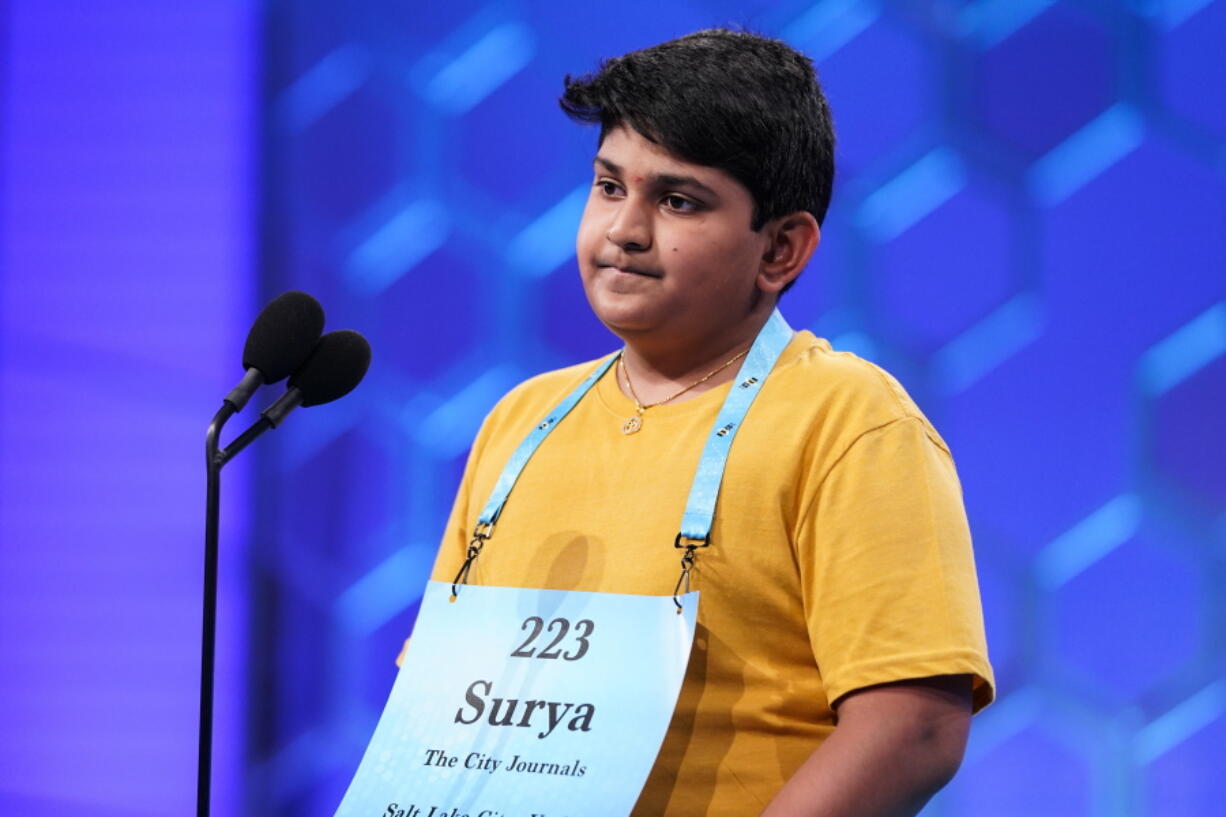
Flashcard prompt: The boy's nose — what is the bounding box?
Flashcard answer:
[605,209,652,252]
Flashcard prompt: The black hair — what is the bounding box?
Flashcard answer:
[559,29,836,231]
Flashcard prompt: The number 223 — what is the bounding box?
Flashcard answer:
[510,616,594,661]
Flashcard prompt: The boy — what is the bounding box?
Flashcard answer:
[420,29,993,817]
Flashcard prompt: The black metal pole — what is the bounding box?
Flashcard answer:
[199,403,235,817]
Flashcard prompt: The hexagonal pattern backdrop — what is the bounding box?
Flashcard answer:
[253,2,1226,815]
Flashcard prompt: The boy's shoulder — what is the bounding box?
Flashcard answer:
[771,331,951,454]
[769,331,917,414]
[481,354,615,430]
[507,356,612,400]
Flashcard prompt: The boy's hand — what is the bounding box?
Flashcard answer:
[394,637,411,667]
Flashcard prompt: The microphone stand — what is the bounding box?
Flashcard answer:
[200,402,234,817]
[199,405,273,817]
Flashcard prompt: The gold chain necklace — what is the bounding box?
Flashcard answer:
[618,348,750,435]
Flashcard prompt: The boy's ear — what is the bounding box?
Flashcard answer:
[757,211,820,294]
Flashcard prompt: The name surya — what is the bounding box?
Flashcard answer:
[454,680,595,739]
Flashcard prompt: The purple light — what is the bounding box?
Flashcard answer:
[0,2,257,814]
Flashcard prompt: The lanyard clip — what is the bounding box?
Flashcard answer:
[451,522,496,601]
[672,533,709,612]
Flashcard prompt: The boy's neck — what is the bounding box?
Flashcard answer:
[615,301,776,406]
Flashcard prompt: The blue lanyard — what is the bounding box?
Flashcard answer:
[675,308,793,542]
[473,352,620,533]
[455,309,794,599]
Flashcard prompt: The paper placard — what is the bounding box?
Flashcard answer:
[335,580,698,817]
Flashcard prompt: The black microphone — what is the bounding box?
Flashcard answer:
[223,291,325,411]
[214,330,372,466]
[263,329,373,427]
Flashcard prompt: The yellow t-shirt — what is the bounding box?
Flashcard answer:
[428,330,994,816]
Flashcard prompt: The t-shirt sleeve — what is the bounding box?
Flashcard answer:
[798,416,995,712]
[400,407,493,663]
[428,420,489,585]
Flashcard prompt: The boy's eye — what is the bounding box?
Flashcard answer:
[663,194,698,212]
[595,179,622,196]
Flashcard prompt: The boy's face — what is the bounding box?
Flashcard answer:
[575,126,772,348]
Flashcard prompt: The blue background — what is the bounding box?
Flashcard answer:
[1,1,1223,815]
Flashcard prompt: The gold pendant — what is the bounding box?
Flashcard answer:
[622,415,642,435]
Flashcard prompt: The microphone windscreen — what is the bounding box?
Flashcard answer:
[290,330,372,407]
[242,291,325,383]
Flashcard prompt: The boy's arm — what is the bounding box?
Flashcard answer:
[760,675,972,817]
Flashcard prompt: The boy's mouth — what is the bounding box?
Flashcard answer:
[599,262,662,279]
